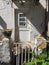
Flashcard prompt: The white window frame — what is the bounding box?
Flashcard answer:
[18,13,26,28]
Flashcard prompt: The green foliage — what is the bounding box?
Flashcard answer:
[25,59,44,65]
[46,57,49,62]
[34,59,44,62]
[42,62,49,65]
[26,46,49,65]
[26,61,35,65]
[37,53,47,60]
[25,60,49,65]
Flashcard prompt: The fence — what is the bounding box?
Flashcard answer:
[13,39,47,65]
[13,43,33,65]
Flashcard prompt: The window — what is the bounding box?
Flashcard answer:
[18,13,26,27]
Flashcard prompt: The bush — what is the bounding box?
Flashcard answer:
[26,48,49,65]
[37,53,47,60]
[42,62,49,65]
[25,59,44,65]
[25,61,35,65]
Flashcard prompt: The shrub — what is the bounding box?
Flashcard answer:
[37,53,47,60]
[25,61,35,65]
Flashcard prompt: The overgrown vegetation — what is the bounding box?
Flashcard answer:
[25,48,49,65]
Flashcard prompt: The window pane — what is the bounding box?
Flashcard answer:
[19,22,26,26]
[19,14,25,17]
[19,18,25,21]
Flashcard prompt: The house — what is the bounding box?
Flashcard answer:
[0,0,48,42]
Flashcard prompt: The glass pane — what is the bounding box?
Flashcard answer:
[19,22,26,26]
[19,18,25,21]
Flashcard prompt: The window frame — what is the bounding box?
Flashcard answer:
[18,13,26,28]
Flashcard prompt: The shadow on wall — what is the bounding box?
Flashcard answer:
[0,16,7,29]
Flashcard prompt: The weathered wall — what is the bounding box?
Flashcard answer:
[0,0,15,40]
